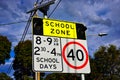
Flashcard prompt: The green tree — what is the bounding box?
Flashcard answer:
[0,72,13,80]
[85,56,101,80]
[86,45,120,80]
[0,35,11,65]
[13,40,45,80]
[45,73,80,80]
[13,40,33,80]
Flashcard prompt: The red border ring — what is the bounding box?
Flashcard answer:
[62,41,89,69]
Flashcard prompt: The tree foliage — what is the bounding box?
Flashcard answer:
[0,72,13,80]
[13,40,33,80]
[13,40,45,80]
[13,39,120,80]
[0,35,11,65]
[86,45,120,80]
[45,73,80,80]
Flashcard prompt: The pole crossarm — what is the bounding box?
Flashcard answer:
[27,0,55,14]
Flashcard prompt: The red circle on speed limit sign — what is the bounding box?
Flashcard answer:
[62,41,89,69]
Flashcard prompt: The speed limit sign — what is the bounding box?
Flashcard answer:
[61,38,90,73]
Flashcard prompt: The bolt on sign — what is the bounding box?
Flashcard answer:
[32,18,91,73]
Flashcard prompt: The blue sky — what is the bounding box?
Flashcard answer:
[0,0,120,78]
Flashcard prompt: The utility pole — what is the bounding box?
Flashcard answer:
[33,2,40,80]
[27,0,56,80]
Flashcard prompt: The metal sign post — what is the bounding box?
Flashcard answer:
[81,74,85,80]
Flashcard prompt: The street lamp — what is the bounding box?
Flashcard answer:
[98,33,108,37]
[87,33,108,37]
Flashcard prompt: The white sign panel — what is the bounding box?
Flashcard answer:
[33,35,63,72]
[61,38,90,73]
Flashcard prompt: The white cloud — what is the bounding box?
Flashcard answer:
[0,27,8,32]
[106,39,120,48]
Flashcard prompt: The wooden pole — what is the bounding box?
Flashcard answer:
[33,2,41,80]
[35,72,40,80]
[35,15,47,80]
[34,1,53,80]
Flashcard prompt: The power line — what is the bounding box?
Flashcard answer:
[7,0,58,76]
[48,0,62,18]
[0,0,59,27]
[0,1,42,27]
[39,0,44,4]
[6,20,30,75]
[0,21,27,26]
[7,0,41,75]
[20,0,44,42]
[7,4,32,76]
[0,0,60,27]
[36,0,40,3]
[20,13,33,42]
[8,7,36,75]
[15,33,32,36]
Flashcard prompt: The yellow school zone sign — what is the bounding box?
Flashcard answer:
[32,17,87,39]
[43,19,77,38]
